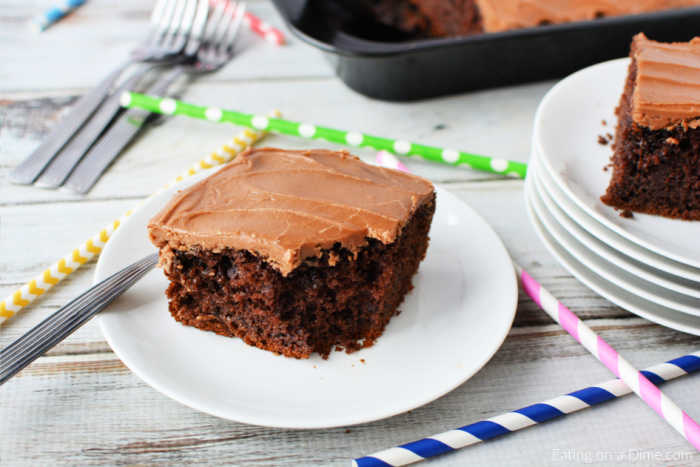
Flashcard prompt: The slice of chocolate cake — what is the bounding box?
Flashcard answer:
[148,148,435,359]
[601,33,700,221]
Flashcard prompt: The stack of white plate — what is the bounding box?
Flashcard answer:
[526,58,700,336]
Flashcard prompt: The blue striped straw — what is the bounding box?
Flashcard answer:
[32,0,86,32]
[353,352,700,467]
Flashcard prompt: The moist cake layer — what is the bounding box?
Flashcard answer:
[149,148,434,275]
[404,0,482,37]
[364,0,482,37]
[602,34,700,220]
[161,196,435,359]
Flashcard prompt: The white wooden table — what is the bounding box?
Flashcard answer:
[1,1,699,465]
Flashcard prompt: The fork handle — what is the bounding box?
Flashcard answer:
[0,253,158,386]
[10,60,133,185]
[63,66,187,194]
[35,65,155,189]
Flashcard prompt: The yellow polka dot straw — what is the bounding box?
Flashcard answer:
[0,113,279,325]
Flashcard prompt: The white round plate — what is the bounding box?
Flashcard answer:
[529,163,700,315]
[531,156,700,299]
[524,173,700,336]
[534,138,700,283]
[95,175,517,429]
[534,58,700,268]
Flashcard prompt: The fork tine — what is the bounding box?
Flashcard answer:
[210,1,236,49]
[149,0,170,26]
[177,0,198,37]
[182,0,210,56]
[157,0,178,36]
[165,0,188,40]
[191,0,210,39]
[222,2,246,54]
[165,0,199,55]
[203,0,228,44]
[143,0,172,46]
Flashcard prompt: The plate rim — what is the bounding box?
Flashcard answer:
[533,165,700,299]
[95,181,518,429]
[531,153,700,290]
[534,133,700,282]
[529,162,700,315]
[533,57,700,269]
[524,172,700,336]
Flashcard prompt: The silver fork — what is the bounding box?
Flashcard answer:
[33,0,210,190]
[10,0,201,186]
[63,1,247,194]
[0,253,158,386]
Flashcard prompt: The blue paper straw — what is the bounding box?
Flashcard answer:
[32,0,86,32]
[354,352,700,467]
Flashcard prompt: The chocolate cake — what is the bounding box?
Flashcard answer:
[148,148,435,358]
[601,33,700,221]
[365,0,482,37]
[367,0,700,38]
[476,0,700,33]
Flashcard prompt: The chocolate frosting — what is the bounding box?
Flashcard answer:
[476,1,700,32]
[631,33,700,130]
[148,148,435,275]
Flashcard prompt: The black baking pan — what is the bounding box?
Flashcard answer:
[270,0,700,101]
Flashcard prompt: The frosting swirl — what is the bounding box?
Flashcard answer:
[148,148,435,275]
[631,33,700,130]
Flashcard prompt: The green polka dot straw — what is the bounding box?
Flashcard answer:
[120,92,528,178]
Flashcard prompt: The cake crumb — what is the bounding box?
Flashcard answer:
[360,359,366,364]
[620,209,634,218]
[598,135,608,145]
[327,252,340,266]
[313,364,317,369]
[601,119,607,126]
[606,132,613,140]
[666,137,679,145]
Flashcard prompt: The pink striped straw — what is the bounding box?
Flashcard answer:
[244,11,284,45]
[373,152,700,451]
[209,0,285,45]
[376,150,409,172]
[517,266,700,451]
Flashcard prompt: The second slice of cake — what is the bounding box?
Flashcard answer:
[148,148,436,358]
[602,33,700,221]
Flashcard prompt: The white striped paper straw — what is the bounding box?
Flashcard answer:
[370,153,700,463]
[32,0,86,32]
[354,352,700,466]
[517,267,700,451]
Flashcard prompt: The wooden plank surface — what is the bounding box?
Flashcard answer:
[0,0,332,93]
[1,1,699,466]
